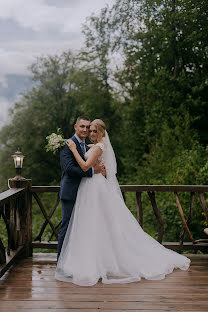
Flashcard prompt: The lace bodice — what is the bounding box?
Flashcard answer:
[85,143,106,164]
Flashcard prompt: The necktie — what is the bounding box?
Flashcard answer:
[80,142,85,155]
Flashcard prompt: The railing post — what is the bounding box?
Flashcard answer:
[8,178,32,258]
[0,239,6,264]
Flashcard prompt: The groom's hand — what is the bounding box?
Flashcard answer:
[94,162,106,177]
[100,165,106,177]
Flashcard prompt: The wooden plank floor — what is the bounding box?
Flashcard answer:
[0,253,208,312]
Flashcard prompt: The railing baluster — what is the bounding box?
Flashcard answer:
[179,192,194,245]
[8,179,32,258]
[148,191,164,243]
[16,198,21,246]
[48,220,61,241]
[199,193,208,224]
[9,198,17,250]
[34,193,60,242]
[174,192,194,242]
[0,186,28,278]
[33,193,59,240]
[0,205,6,264]
[0,238,6,264]
[193,192,208,244]
[5,202,11,256]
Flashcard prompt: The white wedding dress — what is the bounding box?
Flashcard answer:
[55,140,190,286]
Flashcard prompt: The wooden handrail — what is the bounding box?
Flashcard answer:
[120,185,208,192]
[30,185,208,193]
[0,188,25,205]
[31,186,60,193]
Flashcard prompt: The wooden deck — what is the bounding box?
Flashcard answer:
[0,253,208,312]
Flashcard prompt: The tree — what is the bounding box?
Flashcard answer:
[100,0,208,179]
[0,51,122,189]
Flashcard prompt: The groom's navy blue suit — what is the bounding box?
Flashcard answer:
[57,135,93,259]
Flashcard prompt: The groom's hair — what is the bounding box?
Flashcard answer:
[76,116,90,123]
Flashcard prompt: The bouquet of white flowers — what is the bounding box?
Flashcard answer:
[45,128,66,154]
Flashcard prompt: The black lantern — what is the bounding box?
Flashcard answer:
[12,150,25,179]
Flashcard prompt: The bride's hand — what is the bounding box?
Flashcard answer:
[67,139,76,152]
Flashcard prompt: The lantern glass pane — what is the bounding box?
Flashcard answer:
[16,156,21,168]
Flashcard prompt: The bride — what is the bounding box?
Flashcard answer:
[55,119,190,286]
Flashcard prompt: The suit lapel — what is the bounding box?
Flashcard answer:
[85,143,89,152]
[72,136,85,160]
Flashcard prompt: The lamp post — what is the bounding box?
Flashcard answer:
[9,150,32,257]
[11,150,25,180]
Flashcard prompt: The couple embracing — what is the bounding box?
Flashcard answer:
[55,116,190,286]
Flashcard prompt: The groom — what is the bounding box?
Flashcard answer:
[57,116,105,259]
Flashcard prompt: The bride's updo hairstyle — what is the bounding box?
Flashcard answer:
[91,119,106,142]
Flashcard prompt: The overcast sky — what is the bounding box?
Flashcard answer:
[0,0,116,128]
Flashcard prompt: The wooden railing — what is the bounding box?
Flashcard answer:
[121,185,208,250]
[32,186,60,246]
[1,182,208,278]
[0,179,32,278]
[31,185,208,251]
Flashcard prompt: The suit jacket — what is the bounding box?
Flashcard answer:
[59,135,92,201]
